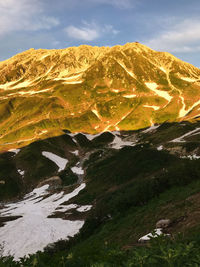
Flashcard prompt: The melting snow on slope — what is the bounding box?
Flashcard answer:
[179,97,200,118]
[111,89,120,93]
[117,61,136,79]
[142,124,160,133]
[170,128,200,142]
[8,88,51,97]
[18,169,25,176]
[8,149,20,155]
[180,77,197,82]
[84,133,102,141]
[143,105,160,111]
[54,74,82,81]
[71,150,79,156]
[76,205,92,212]
[40,54,50,60]
[145,82,172,102]
[181,154,200,160]
[138,228,164,242]
[0,183,86,260]
[160,67,166,73]
[71,166,84,175]
[42,151,68,171]
[123,94,136,98]
[11,80,33,89]
[111,134,136,149]
[63,80,83,84]
[92,108,102,120]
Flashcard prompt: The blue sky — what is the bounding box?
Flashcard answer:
[0,0,200,67]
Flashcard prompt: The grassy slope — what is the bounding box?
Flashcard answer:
[1,123,200,265]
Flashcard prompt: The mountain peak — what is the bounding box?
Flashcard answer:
[0,43,200,151]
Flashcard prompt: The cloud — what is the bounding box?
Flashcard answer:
[57,0,136,9]
[64,21,119,41]
[145,19,200,53]
[87,0,135,9]
[0,0,59,37]
[65,25,99,41]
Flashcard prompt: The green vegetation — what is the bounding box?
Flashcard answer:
[1,235,200,266]
[1,120,200,265]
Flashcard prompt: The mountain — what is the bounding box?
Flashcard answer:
[1,43,200,265]
[0,42,200,151]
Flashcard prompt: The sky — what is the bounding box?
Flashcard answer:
[0,0,200,67]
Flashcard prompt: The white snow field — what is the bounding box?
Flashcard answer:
[42,151,68,171]
[0,183,86,260]
[111,134,136,149]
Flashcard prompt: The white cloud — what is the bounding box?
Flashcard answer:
[65,25,99,41]
[65,21,119,41]
[0,0,59,37]
[145,19,200,53]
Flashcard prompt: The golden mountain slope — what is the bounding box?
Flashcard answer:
[0,42,200,151]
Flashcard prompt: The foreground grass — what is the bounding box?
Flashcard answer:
[1,235,200,266]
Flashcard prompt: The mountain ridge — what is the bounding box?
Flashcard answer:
[0,42,200,151]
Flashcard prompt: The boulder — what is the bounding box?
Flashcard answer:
[156,219,171,228]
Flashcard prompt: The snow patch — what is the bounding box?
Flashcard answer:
[142,124,160,133]
[77,205,92,212]
[92,108,102,120]
[170,128,200,142]
[42,151,68,171]
[123,94,136,98]
[181,154,200,160]
[0,183,86,260]
[71,150,79,156]
[117,61,136,79]
[84,132,102,141]
[111,89,120,93]
[63,80,83,84]
[179,98,200,118]
[40,54,50,60]
[71,166,84,175]
[160,67,166,73]
[54,74,82,81]
[145,82,172,102]
[181,77,197,82]
[8,149,20,155]
[143,105,160,111]
[138,228,163,242]
[11,80,33,89]
[18,169,25,176]
[111,135,135,149]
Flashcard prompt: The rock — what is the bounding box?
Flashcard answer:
[0,180,5,185]
[37,176,62,189]
[156,219,171,228]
